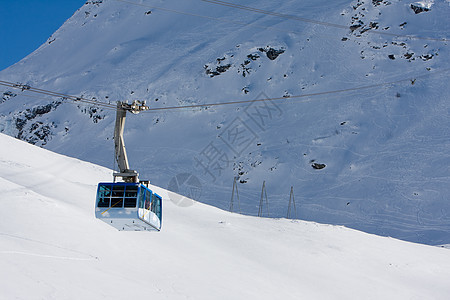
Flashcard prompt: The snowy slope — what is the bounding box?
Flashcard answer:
[0,0,450,245]
[1,132,450,299]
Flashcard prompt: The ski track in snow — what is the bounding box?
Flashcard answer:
[0,233,99,261]
[0,251,95,261]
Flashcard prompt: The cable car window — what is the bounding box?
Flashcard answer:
[112,185,125,198]
[145,190,151,210]
[151,193,157,213]
[111,197,123,208]
[98,198,110,208]
[138,187,145,208]
[155,196,162,220]
[98,184,112,197]
[125,185,138,197]
[123,185,138,207]
[124,197,136,207]
[111,185,125,208]
[97,184,111,207]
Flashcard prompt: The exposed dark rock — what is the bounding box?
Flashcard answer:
[247,53,260,61]
[404,52,414,60]
[258,47,285,60]
[360,22,379,34]
[312,163,326,170]
[411,4,430,14]
[205,46,283,80]
[11,101,62,145]
[85,0,103,5]
[15,118,27,132]
[204,64,232,77]
[1,91,17,103]
[388,54,395,60]
[240,63,251,77]
[420,54,433,61]
[17,120,56,146]
[353,1,363,10]
[32,103,54,117]
[29,122,42,132]
[27,123,55,146]
[372,0,390,6]
[216,64,232,73]
[266,48,285,60]
[350,24,362,32]
[79,105,106,123]
[372,0,383,6]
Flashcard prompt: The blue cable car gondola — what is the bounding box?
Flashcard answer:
[95,101,162,231]
[95,182,162,231]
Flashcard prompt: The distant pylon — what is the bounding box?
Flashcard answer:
[229,177,241,213]
[258,181,269,217]
[287,186,297,219]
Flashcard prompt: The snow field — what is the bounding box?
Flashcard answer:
[1,133,450,299]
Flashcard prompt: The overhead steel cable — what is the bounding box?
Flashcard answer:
[114,0,448,42]
[1,68,449,114]
[112,0,312,36]
[201,0,449,42]
[16,92,118,111]
[142,68,450,112]
[111,0,351,41]
[202,0,350,29]
[0,80,117,110]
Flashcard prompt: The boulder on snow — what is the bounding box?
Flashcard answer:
[410,3,431,14]
[258,47,285,60]
[312,163,326,170]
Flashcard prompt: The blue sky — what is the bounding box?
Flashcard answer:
[0,0,85,71]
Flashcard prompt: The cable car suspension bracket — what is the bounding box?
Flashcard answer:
[113,100,149,183]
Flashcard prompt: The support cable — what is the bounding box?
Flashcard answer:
[201,0,449,42]
[113,0,448,42]
[0,80,117,110]
[142,68,450,112]
[18,92,118,111]
[1,67,448,113]
[113,0,309,37]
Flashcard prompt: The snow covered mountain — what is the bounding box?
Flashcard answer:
[1,132,450,299]
[1,0,449,245]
